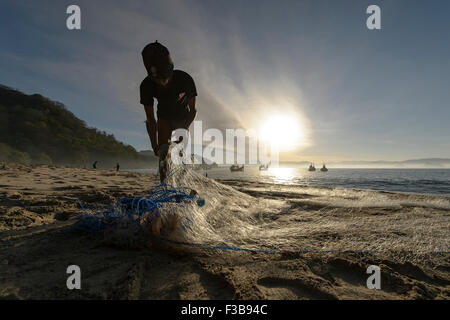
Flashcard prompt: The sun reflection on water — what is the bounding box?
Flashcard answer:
[262,167,297,184]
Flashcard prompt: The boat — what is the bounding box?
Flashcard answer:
[320,164,328,172]
[308,163,316,172]
[230,165,244,172]
[259,161,270,171]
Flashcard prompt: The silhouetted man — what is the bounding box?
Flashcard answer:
[140,41,197,182]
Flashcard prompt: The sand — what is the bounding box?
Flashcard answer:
[0,163,449,300]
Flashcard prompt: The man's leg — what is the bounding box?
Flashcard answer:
[157,119,173,183]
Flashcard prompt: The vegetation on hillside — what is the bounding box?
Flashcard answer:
[0,84,156,168]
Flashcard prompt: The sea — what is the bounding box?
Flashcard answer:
[130,167,450,196]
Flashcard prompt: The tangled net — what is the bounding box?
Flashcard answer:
[75,168,203,234]
[74,144,286,251]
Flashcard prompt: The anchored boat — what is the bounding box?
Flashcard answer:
[230,165,244,172]
[259,161,270,171]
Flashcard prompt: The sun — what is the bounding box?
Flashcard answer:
[258,114,305,151]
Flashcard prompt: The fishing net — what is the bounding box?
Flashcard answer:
[74,144,288,252]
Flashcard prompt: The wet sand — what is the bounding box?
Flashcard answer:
[0,163,449,299]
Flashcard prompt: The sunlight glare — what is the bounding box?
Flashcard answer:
[259,114,306,151]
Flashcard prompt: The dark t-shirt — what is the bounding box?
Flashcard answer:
[140,70,197,120]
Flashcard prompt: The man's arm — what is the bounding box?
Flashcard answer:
[184,97,197,129]
[144,103,159,156]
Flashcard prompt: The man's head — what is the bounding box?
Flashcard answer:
[142,41,174,86]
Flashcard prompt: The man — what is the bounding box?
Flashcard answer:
[140,41,197,183]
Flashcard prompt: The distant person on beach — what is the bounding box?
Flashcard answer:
[116,163,120,172]
[140,41,197,183]
[93,161,98,169]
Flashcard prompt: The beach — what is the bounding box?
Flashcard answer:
[0,163,449,300]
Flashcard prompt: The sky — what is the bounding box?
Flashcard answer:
[1,0,449,162]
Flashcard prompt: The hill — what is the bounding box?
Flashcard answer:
[0,84,156,168]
